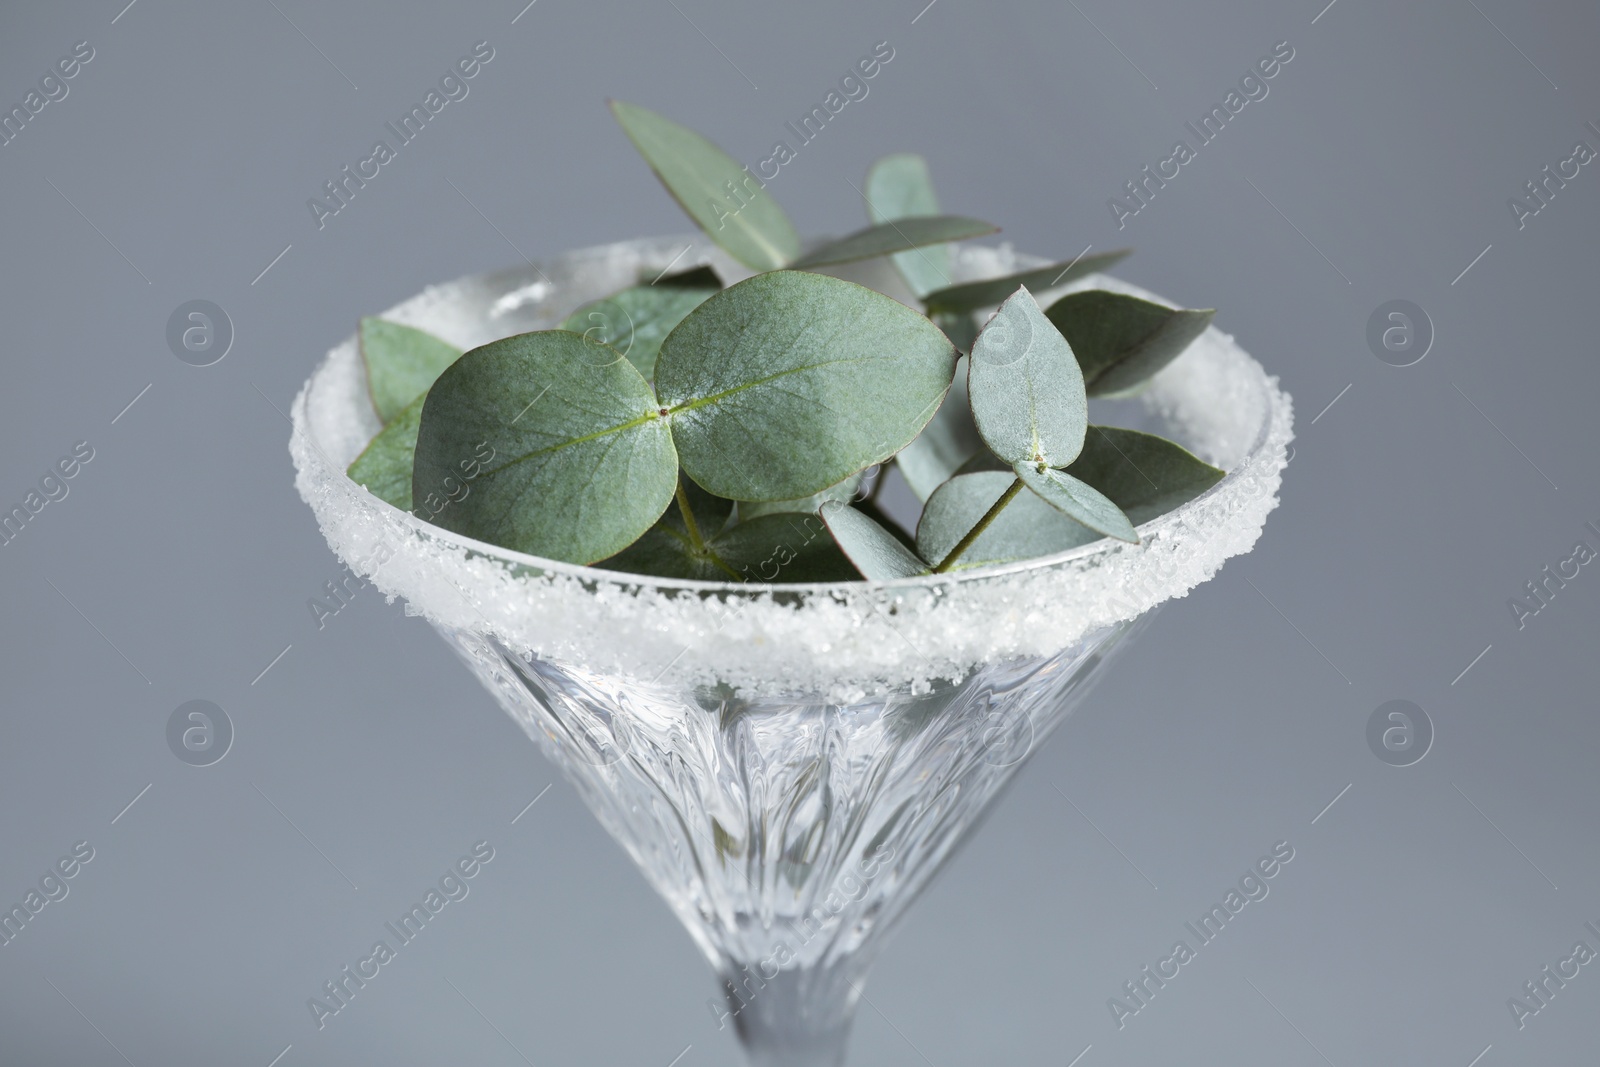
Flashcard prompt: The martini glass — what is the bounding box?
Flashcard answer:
[291,237,1293,1067]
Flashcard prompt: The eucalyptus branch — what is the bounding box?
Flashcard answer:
[934,476,1022,573]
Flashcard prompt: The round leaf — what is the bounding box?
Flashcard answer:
[655,271,958,502]
[968,287,1087,467]
[414,331,678,565]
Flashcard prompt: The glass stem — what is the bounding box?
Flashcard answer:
[718,961,863,1067]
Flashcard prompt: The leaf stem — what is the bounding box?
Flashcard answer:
[933,476,1023,573]
[675,480,707,550]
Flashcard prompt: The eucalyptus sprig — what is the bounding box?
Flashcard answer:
[343,101,1229,584]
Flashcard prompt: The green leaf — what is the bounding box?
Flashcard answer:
[560,284,717,380]
[609,100,800,271]
[360,318,463,424]
[932,311,979,355]
[347,391,425,511]
[1014,463,1138,543]
[788,216,998,270]
[957,426,1224,525]
[896,360,982,501]
[921,250,1131,314]
[820,501,931,580]
[967,287,1087,468]
[603,509,855,583]
[1045,290,1214,396]
[655,271,958,502]
[651,264,722,289]
[916,471,1101,570]
[738,470,863,520]
[1072,426,1224,523]
[413,331,679,565]
[866,153,950,297]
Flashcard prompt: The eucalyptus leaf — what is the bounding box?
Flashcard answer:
[1046,290,1214,396]
[967,287,1087,467]
[347,391,425,510]
[789,216,998,270]
[560,284,717,379]
[896,360,982,502]
[652,264,722,289]
[1014,463,1138,543]
[655,271,958,502]
[414,331,678,565]
[866,153,950,297]
[820,501,931,580]
[602,509,854,583]
[360,318,463,424]
[609,100,800,271]
[921,249,1131,314]
[738,471,863,520]
[916,471,1101,570]
[957,426,1223,524]
[1072,426,1224,523]
[932,310,979,355]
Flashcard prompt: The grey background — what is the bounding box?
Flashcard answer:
[1,0,1596,1063]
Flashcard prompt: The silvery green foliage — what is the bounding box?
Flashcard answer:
[345,104,1225,581]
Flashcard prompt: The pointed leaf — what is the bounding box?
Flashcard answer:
[347,392,425,510]
[921,250,1131,314]
[738,471,863,520]
[867,153,950,296]
[413,331,679,565]
[560,284,717,379]
[789,216,997,270]
[967,287,1087,467]
[820,501,931,580]
[916,471,1101,570]
[1073,426,1224,523]
[958,426,1223,524]
[655,271,958,502]
[1014,463,1138,543]
[609,100,799,271]
[1046,290,1214,395]
[360,318,463,424]
[896,360,982,501]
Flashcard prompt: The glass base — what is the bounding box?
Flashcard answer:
[437,612,1152,1065]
